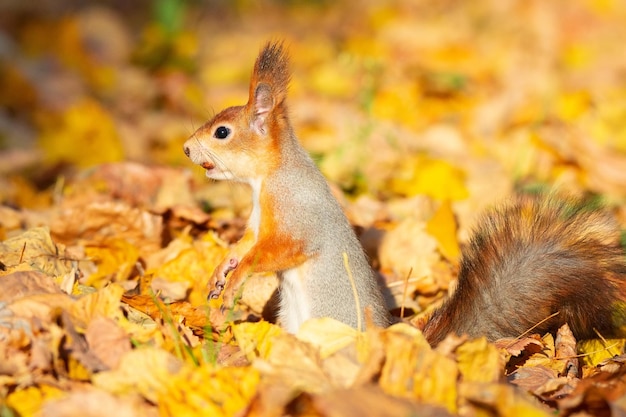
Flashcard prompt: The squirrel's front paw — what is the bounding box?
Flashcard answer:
[220,280,238,313]
[208,257,238,299]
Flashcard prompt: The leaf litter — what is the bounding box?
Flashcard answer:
[2,0,626,416]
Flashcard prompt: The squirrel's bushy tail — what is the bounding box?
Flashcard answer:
[424,194,626,345]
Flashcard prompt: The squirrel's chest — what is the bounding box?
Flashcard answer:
[248,178,262,239]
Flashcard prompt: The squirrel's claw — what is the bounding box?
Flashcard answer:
[207,257,238,300]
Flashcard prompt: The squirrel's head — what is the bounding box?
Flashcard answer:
[183,41,291,183]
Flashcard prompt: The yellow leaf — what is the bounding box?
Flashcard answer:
[148,235,228,306]
[380,324,458,414]
[95,348,259,417]
[6,385,65,417]
[93,347,182,403]
[578,338,626,368]
[70,283,126,325]
[232,321,283,362]
[461,382,551,417]
[425,200,460,262]
[389,155,468,201]
[0,226,73,277]
[371,84,420,127]
[159,365,260,417]
[37,99,124,168]
[561,44,593,70]
[456,337,502,383]
[297,317,358,359]
[309,62,356,98]
[555,91,591,121]
[84,238,140,287]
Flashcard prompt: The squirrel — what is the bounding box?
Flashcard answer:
[184,41,626,342]
[183,41,391,332]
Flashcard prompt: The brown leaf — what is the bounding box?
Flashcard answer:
[59,311,108,374]
[555,323,579,378]
[80,162,196,209]
[0,228,74,277]
[509,365,558,393]
[50,201,163,258]
[85,316,132,369]
[42,389,154,417]
[495,336,544,357]
[310,385,452,417]
[121,294,228,338]
[0,270,64,302]
[378,217,440,292]
[558,367,626,415]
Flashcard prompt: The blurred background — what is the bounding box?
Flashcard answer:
[1,0,626,210]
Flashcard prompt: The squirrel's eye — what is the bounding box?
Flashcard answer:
[214,126,231,139]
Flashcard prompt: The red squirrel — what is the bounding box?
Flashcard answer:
[183,41,391,332]
[184,41,626,342]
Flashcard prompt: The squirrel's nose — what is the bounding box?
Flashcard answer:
[183,145,190,157]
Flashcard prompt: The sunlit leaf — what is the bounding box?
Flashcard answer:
[578,338,626,368]
[456,337,502,383]
[389,155,468,200]
[37,99,124,168]
[84,238,139,287]
[425,199,460,262]
[5,385,65,417]
[233,320,283,361]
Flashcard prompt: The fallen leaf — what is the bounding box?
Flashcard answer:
[389,155,469,201]
[380,323,458,414]
[50,201,163,258]
[5,385,66,417]
[38,99,124,168]
[0,227,73,277]
[310,385,452,417]
[555,323,578,378]
[578,338,626,368]
[378,216,439,284]
[461,381,552,417]
[0,270,64,302]
[297,317,358,359]
[456,337,503,383]
[84,238,139,287]
[425,200,460,262]
[85,316,132,369]
[42,389,152,417]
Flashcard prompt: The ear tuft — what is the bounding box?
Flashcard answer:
[247,41,291,135]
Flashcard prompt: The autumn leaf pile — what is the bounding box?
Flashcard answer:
[2,0,626,415]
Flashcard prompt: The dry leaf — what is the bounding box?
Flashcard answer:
[461,382,552,417]
[296,317,358,359]
[378,217,439,284]
[310,385,452,417]
[554,323,578,378]
[380,323,458,414]
[50,201,163,258]
[85,316,132,369]
[42,389,153,417]
[0,227,73,277]
[389,155,468,201]
[0,270,64,302]
[425,200,460,262]
[456,337,502,383]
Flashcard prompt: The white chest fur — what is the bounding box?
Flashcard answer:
[279,264,313,333]
[248,178,262,239]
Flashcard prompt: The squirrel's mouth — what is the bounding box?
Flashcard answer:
[201,161,215,170]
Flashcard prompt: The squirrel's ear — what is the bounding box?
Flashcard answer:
[251,83,273,135]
